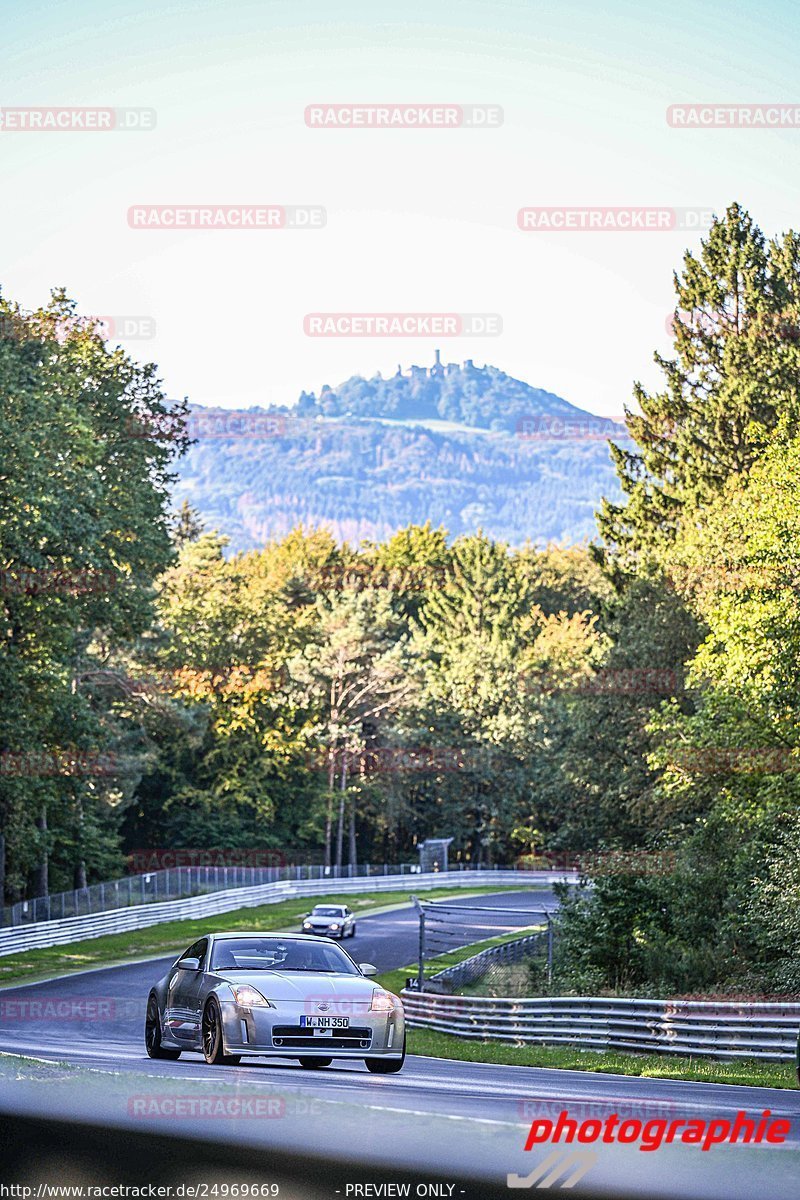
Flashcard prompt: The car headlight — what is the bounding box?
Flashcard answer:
[370,990,398,1011]
[329,923,340,930]
[230,984,273,1008]
[302,922,312,929]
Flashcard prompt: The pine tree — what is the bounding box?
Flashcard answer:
[598,203,800,567]
[172,500,205,548]
[419,531,531,646]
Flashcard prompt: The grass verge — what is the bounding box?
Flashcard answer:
[406,1027,796,1089]
[375,926,545,996]
[377,941,797,1090]
[0,885,535,986]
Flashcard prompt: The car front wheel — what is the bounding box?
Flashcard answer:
[145,994,181,1060]
[365,1034,405,1074]
[202,997,241,1065]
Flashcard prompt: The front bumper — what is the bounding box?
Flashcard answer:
[219,1000,405,1058]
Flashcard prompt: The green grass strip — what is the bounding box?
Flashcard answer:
[376,925,545,996]
[406,1027,796,1089]
[376,936,797,1091]
[0,885,536,986]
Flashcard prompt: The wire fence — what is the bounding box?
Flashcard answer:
[1,862,425,927]
[410,897,554,989]
[426,931,549,995]
[1,861,542,928]
[0,870,574,956]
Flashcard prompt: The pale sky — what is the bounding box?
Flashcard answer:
[2,0,799,416]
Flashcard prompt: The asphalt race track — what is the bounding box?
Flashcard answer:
[1,890,798,1200]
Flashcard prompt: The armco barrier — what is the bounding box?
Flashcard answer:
[5,861,424,927]
[0,870,574,957]
[399,991,800,1061]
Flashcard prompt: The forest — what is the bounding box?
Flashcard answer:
[3,202,800,995]
[173,366,629,552]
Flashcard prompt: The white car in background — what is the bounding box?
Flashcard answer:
[302,904,356,938]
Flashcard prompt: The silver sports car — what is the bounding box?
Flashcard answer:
[145,931,405,1072]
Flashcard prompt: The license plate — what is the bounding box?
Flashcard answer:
[300,1016,349,1029]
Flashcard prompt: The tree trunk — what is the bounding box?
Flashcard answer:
[74,796,87,889]
[324,748,335,868]
[335,752,348,868]
[348,798,357,869]
[0,833,5,924]
[32,806,48,897]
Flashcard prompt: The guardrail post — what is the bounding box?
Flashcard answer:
[410,895,426,989]
[546,914,553,985]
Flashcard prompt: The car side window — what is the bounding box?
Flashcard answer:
[193,939,208,968]
[180,938,208,968]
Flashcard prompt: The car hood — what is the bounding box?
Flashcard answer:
[305,916,343,925]
[214,970,377,1003]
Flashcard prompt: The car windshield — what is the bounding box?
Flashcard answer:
[210,937,360,974]
[312,906,344,916]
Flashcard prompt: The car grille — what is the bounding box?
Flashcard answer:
[271,1025,373,1050]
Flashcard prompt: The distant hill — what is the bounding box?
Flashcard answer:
[173,355,631,551]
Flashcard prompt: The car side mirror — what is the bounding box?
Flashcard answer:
[359,963,377,976]
[177,957,200,971]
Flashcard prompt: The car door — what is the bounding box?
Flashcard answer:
[164,938,208,1047]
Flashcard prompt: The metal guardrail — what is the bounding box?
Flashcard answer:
[2,861,424,927]
[0,870,574,957]
[399,991,800,1061]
